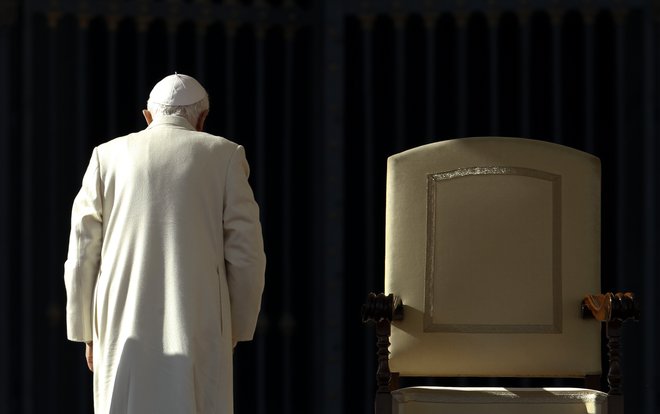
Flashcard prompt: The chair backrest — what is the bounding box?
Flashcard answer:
[385,137,602,378]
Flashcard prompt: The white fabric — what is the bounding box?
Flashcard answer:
[64,115,266,414]
[148,73,207,106]
[385,137,602,377]
[393,387,607,414]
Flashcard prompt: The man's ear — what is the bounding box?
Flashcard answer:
[196,109,209,132]
[142,109,153,126]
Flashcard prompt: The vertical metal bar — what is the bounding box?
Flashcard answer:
[550,7,562,143]
[254,21,267,414]
[225,21,236,138]
[107,16,117,139]
[643,7,657,413]
[614,9,627,290]
[583,8,595,153]
[394,13,405,150]
[252,25,268,412]
[519,8,530,137]
[46,11,59,412]
[20,1,35,412]
[360,13,375,414]
[0,9,14,414]
[137,16,148,122]
[76,14,93,414]
[196,21,206,80]
[137,0,150,123]
[456,11,467,137]
[77,15,90,168]
[361,13,374,292]
[168,0,179,72]
[196,0,212,81]
[168,20,177,71]
[281,23,295,414]
[424,14,436,142]
[488,9,499,135]
[254,21,266,239]
[315,1,344,412]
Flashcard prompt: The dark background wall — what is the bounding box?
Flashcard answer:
[0,0,657,413]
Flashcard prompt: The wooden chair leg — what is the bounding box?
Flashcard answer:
[363,293,404,414]
[582,292,640,414]
[606,319,623,397]
[374,318,392,414]
[606,319,624,414]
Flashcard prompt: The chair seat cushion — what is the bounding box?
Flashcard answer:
[392,387,607,414]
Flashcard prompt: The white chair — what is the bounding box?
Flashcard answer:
[362,137,639,414]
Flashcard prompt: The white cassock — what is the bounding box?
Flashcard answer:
[64,115,266,414]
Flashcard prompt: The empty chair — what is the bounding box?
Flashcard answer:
[363,137,639,414]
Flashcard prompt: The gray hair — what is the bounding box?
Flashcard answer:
[147,95,210,126]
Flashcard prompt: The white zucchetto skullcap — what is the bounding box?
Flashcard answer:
[148,73,207,106]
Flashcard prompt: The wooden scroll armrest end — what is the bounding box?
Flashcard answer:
[581,292,640,322]
[362,293,404,324]
[362,293,404,414]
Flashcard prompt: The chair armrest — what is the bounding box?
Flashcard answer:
[581,292,640,322]
[362,292,404,323]
[362,293,404,414]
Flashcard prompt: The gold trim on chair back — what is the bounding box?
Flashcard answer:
[385,137,602,378]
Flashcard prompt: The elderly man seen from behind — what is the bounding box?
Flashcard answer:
[64,73,266,414]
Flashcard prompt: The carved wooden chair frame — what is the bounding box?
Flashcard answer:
[362,291,640,414]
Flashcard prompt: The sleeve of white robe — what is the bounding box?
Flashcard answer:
[64,148,103,343]
[223,145,266,343]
